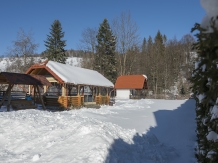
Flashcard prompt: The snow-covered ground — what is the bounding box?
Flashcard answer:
[0,99,196,163]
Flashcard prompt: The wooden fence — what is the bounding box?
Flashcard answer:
[44,95,110,109]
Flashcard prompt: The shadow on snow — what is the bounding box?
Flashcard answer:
[105,99,196,163]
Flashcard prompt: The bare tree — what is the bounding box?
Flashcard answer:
[112,11,140,75]
[125,45,140,74]
[180,34,196,78]
[7,28,38,71]
[164,38,182,97]
[176,34,196,97]
[79,27,97,54]
[78,27,98,69]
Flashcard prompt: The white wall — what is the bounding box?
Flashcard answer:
[116,89,130,99]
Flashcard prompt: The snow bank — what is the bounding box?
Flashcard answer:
[0,109,134,162]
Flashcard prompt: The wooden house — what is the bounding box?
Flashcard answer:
[26,60,114,109]
[114,75,148,99]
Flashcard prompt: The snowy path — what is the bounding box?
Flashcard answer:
[0,99,196,163]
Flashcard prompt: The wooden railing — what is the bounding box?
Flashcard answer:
[95,95,110,105]
[58,96,84,108]
[0,91,26,100]
[44,96,59,106]
[44,95,110,109]
[11,100,37,110]
[44,96,83,108]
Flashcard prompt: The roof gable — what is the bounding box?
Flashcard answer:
[114,75,148,89]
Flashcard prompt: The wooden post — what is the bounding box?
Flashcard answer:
[93,87,96,102]
[99,87,101,104]
[43,86,47,94]
[29,85,31,95]
[65,84,68,108]
[82,86,84,96]
[66,84,68,96]
[0,84,14,108]
[36,85,46,110]
[106,88,109,104]
[30,85,34,96]
[33,85,36,105]
[77,85,80,96]
[62,84,66,96]
[91,86,94,102]
[95,87,97,96]
[99,87,101,96]
[7,84,13,112]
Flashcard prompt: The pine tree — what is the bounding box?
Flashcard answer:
[142,37,147,53]
[94,18,117,83]
[191,17,218,163]
[44,20,67,64]
[153,31,165,97]
[139,37,147,75]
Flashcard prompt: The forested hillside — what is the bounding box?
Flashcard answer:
[80,32,196,99]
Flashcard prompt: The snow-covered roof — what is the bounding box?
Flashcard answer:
[46,61,114,87]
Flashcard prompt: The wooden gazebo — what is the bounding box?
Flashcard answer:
[25,60,114,109]
[0,72,51,111]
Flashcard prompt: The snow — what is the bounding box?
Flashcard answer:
[0,99,196,163]
[142,74,147,79]
[65,57,82,67]
[206,131,218,141]
[0,58,9,71]
[194,61,199,70]
[198,94,205,103]
[32,154,41,162]
[211,99,218,120]
[47,61,114,87]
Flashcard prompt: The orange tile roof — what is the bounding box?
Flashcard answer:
[114,75,148,89]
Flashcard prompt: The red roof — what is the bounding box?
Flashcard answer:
[114,75,148,89]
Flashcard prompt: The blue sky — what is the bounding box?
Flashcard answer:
[0,0,205,56]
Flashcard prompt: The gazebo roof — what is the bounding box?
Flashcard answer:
[26,60,114,88]
[0,72,51,86]
[114,75,148,89]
